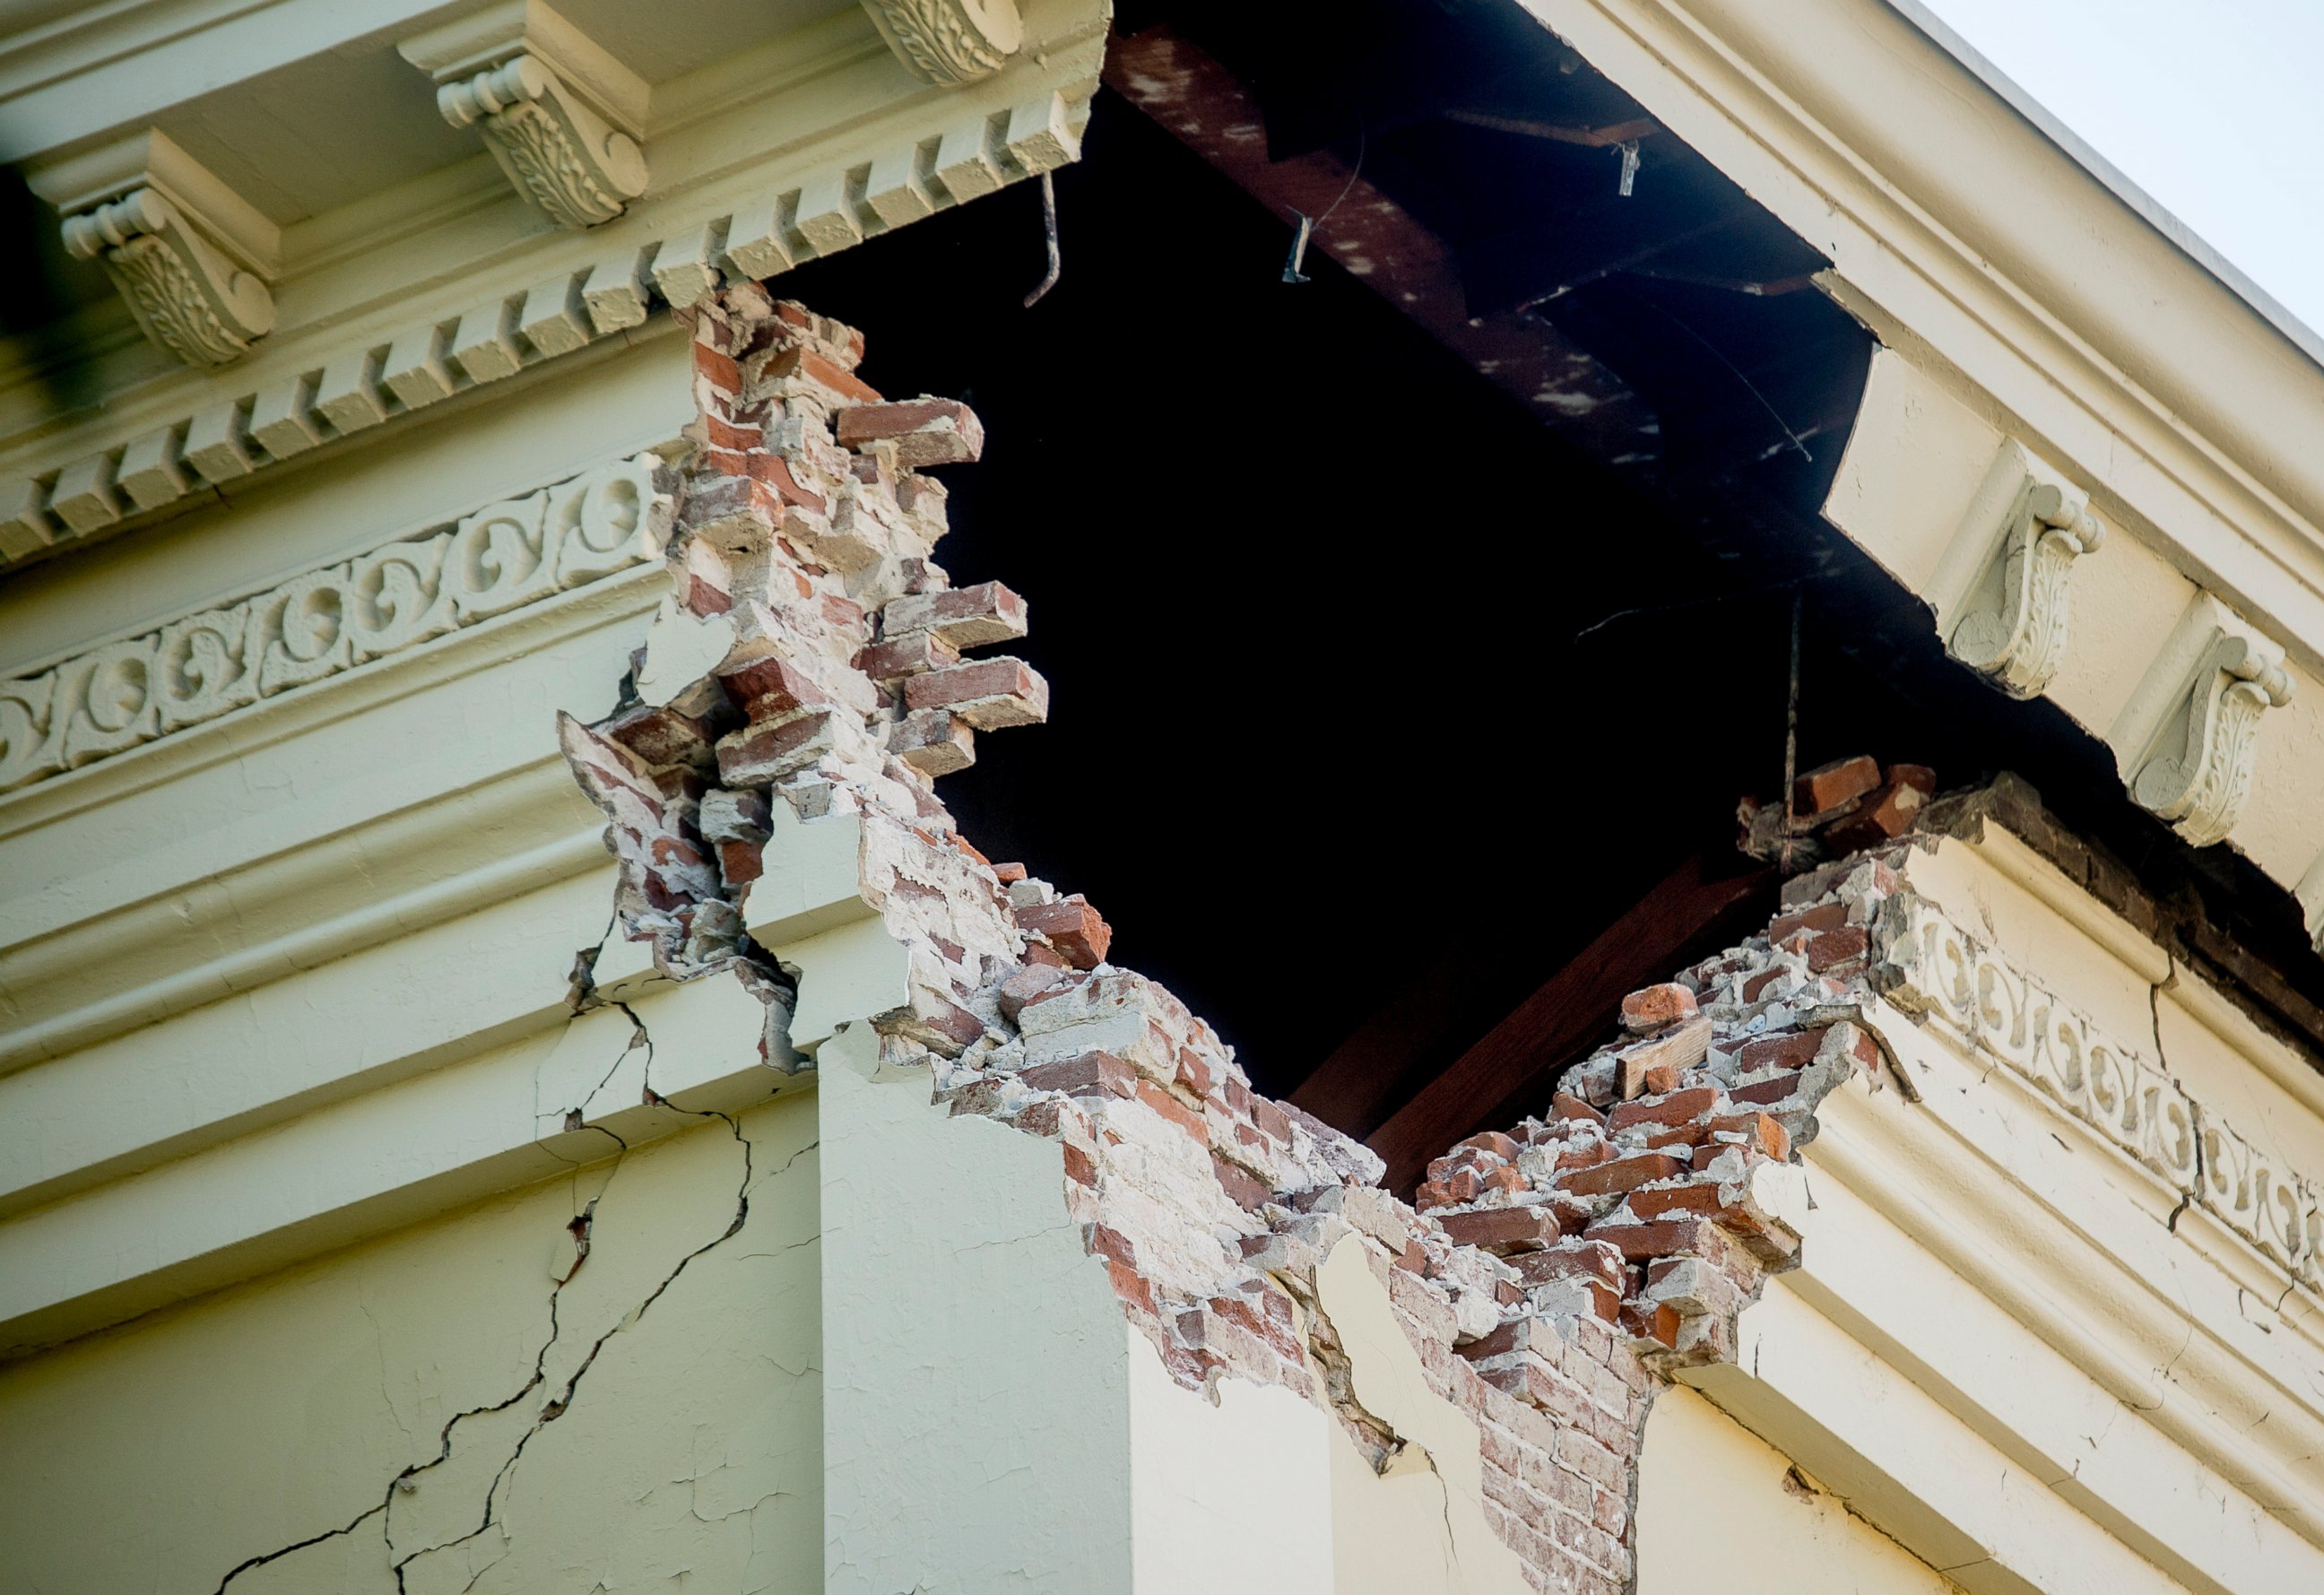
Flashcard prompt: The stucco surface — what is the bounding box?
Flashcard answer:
[0,1091,819,1595]
[1637,1383,1962,1593]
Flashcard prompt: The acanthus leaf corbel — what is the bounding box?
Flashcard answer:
[860,0,1024,85]
[1933,442,2104,700]
[2108,593,2294,849]
[32,130,278,368]
[400,1,649,230]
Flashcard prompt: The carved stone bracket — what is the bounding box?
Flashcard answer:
[401,1,649,230]
[860,0,1024,84]
[2108,593,2294,849]
[1932,443,2104,700]
[32,130,279,367]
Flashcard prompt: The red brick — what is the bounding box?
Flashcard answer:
[693,342,743,394]
[1618,983,1697,1034]
[1250,1095,1292,1144]
[1704,1110,1791,1160]
[882,581,1029,646]
[762,344,881,403]
[1019,1051,1137,1100]
[744,451,828,511]
[1559,1152,1686,1198]
[1480,1165,1524,1196]
[1436,1206,1566,1252]
[1136,1080,1209,1143]
[1459,1131,1522,1163]
[1625,1181,1723,1220]
[1606,1086,1722,1136]
[836,397,985,465]
[717,837,764,887]
[1767,901,1846,942]
[1583,1217,1716,1260]
[1791,754,1880,819]
[1416,1180,1455,1210]
[1822,780,1926,852]
[1730,1074,1801,1106]
[1738,1031,1819,1073]
[1211,1151,1273,1212]
[992,861,1028,885]
[1551,1093,1605,1125]
[1016,897,1113,969]
[716,652,825,717]
[714,709,833,784]
[1509,1239,1626,1290]
[855,631,960,683]
[1888,762,1937,794]
[1062,1140,1097,1186]
[890,708,975,776]
[1806,925,1869,972]
[902,657,1048,729]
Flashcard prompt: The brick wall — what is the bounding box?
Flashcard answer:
[560,286,1922,1595]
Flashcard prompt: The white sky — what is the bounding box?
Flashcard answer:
[1915,0,2324,341]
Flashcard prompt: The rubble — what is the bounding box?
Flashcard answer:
[559,286,1933,1595]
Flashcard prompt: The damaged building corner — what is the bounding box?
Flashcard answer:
[8,3,2324,1593]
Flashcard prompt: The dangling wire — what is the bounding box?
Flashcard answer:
[1781,589,1804,871]
[1023,173,1061,308]
[1283,126,1366,284]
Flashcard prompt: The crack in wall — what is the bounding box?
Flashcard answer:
[205,1001,774,1595]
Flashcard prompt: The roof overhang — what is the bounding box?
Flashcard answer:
[1512,0,2324,934]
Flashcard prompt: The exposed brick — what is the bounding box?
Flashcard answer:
[1552,1093,1606,1125]
[1435,1206,1567,1253]
[1730,1073,1802,1106]
[891,708,976,775]
[1737,1030,1820,1074]
[1559,1151,1687,1198]
[856,630,961,684]
[1211,1150,1273,1212]
[883,581,1030,647]
[1618,983,1696,1034]
[1460,1130,1523,1162]
[1606,1086,1722,1136]
[1767,900,1845,942]
[903,656,1049,729]
[1016,897,1113,969]
[1704,1111,1791,1160]
[1791,753,1880,819]
[1019,1051,1138,1100]
[1135,1079,1209,1144]
[761,344,881,403]
[1806,925,1869,972]
[837,397,986,465]
[716,651,826,717]
[1583,1217,1717,1260]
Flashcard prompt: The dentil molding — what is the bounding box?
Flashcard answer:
[860,0,1025,85]
[31,130,279,368]
[2108,593,2294,849]
[401,1,651,230]
[1941,446,2106,699]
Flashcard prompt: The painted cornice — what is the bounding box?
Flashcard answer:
[1516,0,2324,672]
[0,0,1103,568]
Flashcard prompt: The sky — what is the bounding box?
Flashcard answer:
[1914,0,2324,340]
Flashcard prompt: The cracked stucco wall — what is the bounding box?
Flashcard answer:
[0,1091,818,1595]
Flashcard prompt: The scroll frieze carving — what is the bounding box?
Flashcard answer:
[1947,477,2104,699]
[438,56,646,229]
[60,188,274,367]
[1874,893,2322,1287]
[859,0,1024,84]
[0,455,666,795]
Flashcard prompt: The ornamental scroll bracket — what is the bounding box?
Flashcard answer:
[400,1,650,230]
[1932,442,2105,700]
[31,129,279,368]
[859,0,1025,85]
[2107,592,2294,849]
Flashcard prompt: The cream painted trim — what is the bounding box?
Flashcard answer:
[1773,1045,2324,1584]
[1517,0,2324,676]
[0,811,880,1357]
[1954,823,2173,986]
[0,451,667,794]
[1875,890,2324,1296]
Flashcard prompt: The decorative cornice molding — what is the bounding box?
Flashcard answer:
[0,454,669,796]
[1940,444,2105,699]
[1873,891,2321,1291]
[401,2,651,231]
[1,89,1090,570]
[31,129,279,368]
[860,0,1024,85]
[2108,593,2295,848]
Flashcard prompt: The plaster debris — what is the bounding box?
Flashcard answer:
[554,285,1946,1595]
